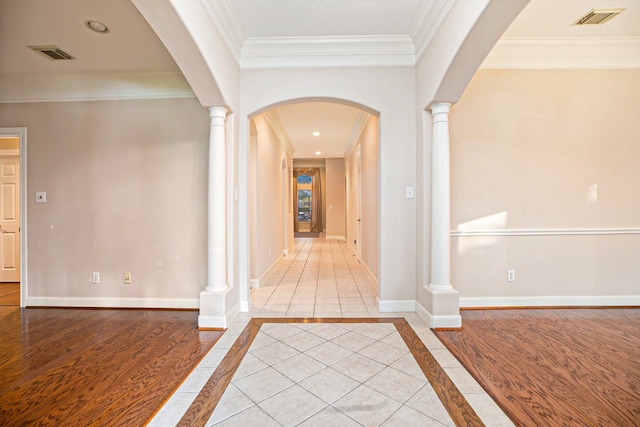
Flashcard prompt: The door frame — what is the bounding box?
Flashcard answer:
[0,128,27,307]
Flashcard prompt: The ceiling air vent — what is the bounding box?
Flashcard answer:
[573,8,625,26]
[28,45,75,60]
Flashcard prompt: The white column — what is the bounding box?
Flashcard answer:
[429,102,453,291]
[206,106,228,293]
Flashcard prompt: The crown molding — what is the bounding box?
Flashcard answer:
[412,0,456,59]
[481,37,640,69]
[0,71,195,103]
[263,110,295,156]
[344,112,370,159]
[201,0,244,63]
[240,35,416,69]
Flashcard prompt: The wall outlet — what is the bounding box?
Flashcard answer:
[507,269,515,282]
[92,272,100,284]
[124,272,132,284]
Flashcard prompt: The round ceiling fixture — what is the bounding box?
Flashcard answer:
[315,151,322,156]
[85,20,109,34]
[312,131,320,137]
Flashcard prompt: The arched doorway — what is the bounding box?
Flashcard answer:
[245,99,380,317]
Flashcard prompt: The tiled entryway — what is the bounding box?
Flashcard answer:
[208,321,454,426]
[148,238,514,427]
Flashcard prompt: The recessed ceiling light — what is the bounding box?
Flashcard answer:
[313,131,320,137]
[85,20,109,33]
[315,151,322,156]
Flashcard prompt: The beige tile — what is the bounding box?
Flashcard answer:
[297,406,361,427]
[443,367,485,394]
[233,353,268,380]
[147,392,196,426]
[309,324,349,340]
[333,385,402,426]
[332,353,385,383]
[214,405,280,427]
[272,353,327,382]
[364,367,427,403]
[358,341,408,366]
[258,384,327,426]
[206,384,254,425]
[298,367,360,404]
[382,405,449,426]
[389,353,427,381]
[464,393,515,427]
[261,324,303,341]
[405,384,455,427]
[305,341,354,366]
[250,341,300,365]
[280,330,326,352]
[232,366,294,403]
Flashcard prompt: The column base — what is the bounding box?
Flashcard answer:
[198,286,238,329]
[417,285,461,329]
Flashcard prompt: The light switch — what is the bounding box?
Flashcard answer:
[36,192,47,203]
[405,187,414,199]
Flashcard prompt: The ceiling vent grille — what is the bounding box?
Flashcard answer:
[573,8,625,26]
[28,45,75,60]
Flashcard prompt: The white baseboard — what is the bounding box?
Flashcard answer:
[25,296,199,309]
[240,300,250,312]
[460,295,640,308]
[250,279,260,289]
[251,256,282,289]
[377,298,415,312]
[198,302,239,329]
[325,235,346,240]
[415,302,462,328]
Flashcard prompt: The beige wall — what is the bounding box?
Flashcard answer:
[345,115,379,281]
[450,69,640,304]
[251,115,292,281]
[0,98,210,306]
[325,159,346,239]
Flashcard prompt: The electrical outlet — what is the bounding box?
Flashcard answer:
[507,270,515,282]
[92,272,100,284]
[124,272,132,284]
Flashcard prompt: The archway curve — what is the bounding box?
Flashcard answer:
[248,97,380,120]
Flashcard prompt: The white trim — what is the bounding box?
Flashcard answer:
[344,112,369,159]
[0,128,27,308]
[452,228,640,237]
[415,302,462,328]
[482,37,640,69]
[250,255,281,289]
[24,296,199,309]
[201,0,244,63]
[239,300,250,312]
[199,301,240,329]
[325,235,346,241]
[412,0,457,59]
[240,35,416,69]
[0,71,195,103]
[263,110,295,156]
[460,295,640,308]
[377,298,415,313]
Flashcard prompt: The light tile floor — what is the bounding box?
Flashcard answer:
[148,238,514,427]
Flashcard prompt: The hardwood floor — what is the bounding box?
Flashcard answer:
[0,308,223,426]
[435,308,640,426]
[0,283,19,305]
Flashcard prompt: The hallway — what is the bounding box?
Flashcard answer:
[251,238,380,318]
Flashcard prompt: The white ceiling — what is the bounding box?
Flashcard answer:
[1,0,638,159]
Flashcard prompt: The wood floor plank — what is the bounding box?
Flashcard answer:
[435,308,640,427]
[0,308,223,426]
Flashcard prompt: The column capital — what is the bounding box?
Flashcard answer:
[431,102,451,123]
[208,106,228,126]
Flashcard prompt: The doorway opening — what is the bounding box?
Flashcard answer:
[0,128,26,307]
[246,100,379,317]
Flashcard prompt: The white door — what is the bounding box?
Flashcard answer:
[0,155,20,282]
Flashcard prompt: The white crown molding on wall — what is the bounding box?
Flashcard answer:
[263,110,296,156]
[0,71,195,103]
[201,0,244,63]
[412,0,457,59]
[240,35,416,69]
[481,37,640,69]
